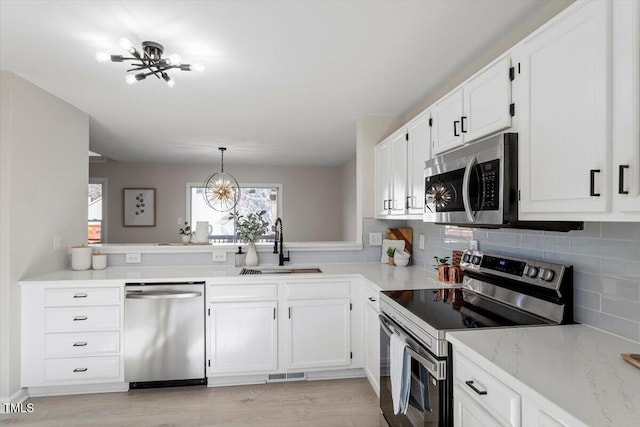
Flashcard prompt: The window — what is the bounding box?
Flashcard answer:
[88,178,107,243]
[187,183,281,243]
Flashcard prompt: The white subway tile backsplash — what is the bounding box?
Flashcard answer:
[599,258,640,280]
[570,237,640,262]
[574,306,640,342]
[486,230,522,247]
[601,222,640,241]
[522,234,571,252]
[574,289,601,311]
[601,296,640,322]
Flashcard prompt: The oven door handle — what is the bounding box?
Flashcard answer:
[462,155,478,223]
[379,315,440,377]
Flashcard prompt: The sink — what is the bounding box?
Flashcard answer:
[240,267,322,275]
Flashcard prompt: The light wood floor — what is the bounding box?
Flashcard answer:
[1,378,380,427]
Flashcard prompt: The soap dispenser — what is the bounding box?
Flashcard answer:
[235,246,246,267]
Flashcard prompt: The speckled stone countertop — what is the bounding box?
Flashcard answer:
[447,325,640,426]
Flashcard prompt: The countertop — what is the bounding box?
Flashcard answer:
[19,263,448,292]
[447,325,640,427]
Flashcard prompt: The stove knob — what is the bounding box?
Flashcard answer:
[525,266,539,278]
[471,255,482,265]
[539,268,555,282]
[462,253,471,263]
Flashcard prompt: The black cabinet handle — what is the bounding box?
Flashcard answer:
[368,297,376,302]
[73,293,87,298]
[619,165,629,194]
[461,116,467,133]
[453,120,460,137]
[465,380,487,395]
[73,368,88,373]
[590,169,601,197]
[73,316,88,321]
[383,200,388,210]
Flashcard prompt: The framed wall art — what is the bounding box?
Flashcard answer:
[123,188,156,227]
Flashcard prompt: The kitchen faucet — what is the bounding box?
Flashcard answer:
[273,217,290,266]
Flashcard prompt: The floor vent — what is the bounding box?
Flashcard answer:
[268,372,306,382]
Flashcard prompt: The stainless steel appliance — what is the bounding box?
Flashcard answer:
[379,250,573,426]
[125,282,206,388]
[423,133,582,231]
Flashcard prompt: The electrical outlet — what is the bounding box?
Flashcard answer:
[369,232,382,246]
[125,253,141,263]
[177,217,184,226]
[419,235,425,250]
[469,240,479,251]
[53,236,61,252]
[212,251,227,262]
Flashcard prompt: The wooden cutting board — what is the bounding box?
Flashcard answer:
[386,228,413,260]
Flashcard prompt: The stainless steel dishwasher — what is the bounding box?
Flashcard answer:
[124,282,206,388]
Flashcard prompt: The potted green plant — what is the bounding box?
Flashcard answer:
[433,256,450,282]
[229,210,270,266]
[178,222,192,243]
[386,247,397,266]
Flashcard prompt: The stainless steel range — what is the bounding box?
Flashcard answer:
[379,250,573,427]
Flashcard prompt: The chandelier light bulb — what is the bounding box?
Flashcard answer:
[167,54,181,66]
[95,52,110,63]
[167,79,176,89]
[191,63,205,72]
[119,37,134,52]
[125,74,138,85]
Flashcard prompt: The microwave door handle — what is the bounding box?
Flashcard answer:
[462,155,478,223]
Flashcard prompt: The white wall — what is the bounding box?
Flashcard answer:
[0,71,89,401]
[340,155,356,241]
[89,161,352,243]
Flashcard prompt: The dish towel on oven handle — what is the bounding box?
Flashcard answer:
[390,332,411,415]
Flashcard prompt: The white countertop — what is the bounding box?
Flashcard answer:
[20,263,449,291]
[447,325,640,427]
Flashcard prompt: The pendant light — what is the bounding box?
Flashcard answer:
[203,147,240,212]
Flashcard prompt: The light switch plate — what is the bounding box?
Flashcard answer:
[212,251,227,262]
[419,235,425,250]
[53,236,61,252]
[369,232,382,246]
[469,240,479,250]
[125,253,141,263]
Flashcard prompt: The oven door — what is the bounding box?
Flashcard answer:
[379,315,449,427]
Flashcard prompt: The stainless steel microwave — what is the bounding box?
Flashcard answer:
[423,133,582,231]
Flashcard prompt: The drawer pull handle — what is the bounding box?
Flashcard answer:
[73,342,88,347]
[368,297,376,302]
[465,380,487,395]
[73,293,88,298]
[73,316,88,321]
[73,368,88,373]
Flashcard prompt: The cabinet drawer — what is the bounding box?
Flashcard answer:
[454,351,521,427]
[285,280,350,299]
[44,287,121,307]
[364,285,380,312]
[208,284,277,301]
[44,331,120,357]
[44,306,120,332]
[44,356,120,383]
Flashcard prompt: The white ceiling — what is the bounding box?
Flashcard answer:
[1,0,549,166]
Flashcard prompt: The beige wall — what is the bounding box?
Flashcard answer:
[340,155,357,241]
[0,71,89,399]
[90,161,354,243]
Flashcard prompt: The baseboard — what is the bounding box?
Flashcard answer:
[26,382,129,398]
[305,368,366,381]
[207,374,268,387]
[0,388,29,415]
[207,368,366,388]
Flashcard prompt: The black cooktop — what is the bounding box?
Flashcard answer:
[382,288,553,331]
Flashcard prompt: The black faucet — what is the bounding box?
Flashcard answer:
[273,217,290,266]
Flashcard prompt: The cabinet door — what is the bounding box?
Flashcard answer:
[390,130,408,215]
[454,385,503,427]
[463,56,512,143]
[407,112,431,215]
[517,0,611,215]
[287,298,351,369]
[612,0,640,214]
[375,138,392,217]
[432,88,464,155]
[208,301,278,374]
[364,300,380,396]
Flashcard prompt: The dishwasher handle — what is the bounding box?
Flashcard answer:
[125,290,202,300]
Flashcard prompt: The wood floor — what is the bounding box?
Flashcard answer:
[1,378,380,427]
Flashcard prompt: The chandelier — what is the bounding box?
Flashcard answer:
[203,147,240,212]
[96,38,204,88]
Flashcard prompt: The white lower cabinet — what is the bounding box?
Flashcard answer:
[454,384,503,427]
[21,283,124,388]
[207,301,278,374]
[363,283,380,396]
[283,280,352,370]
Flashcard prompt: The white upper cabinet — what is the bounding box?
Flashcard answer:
[516,0,639,220]
[432,57,513,156]
[390,130,408,215]
[375,138,393,217]
[407,111,431,215]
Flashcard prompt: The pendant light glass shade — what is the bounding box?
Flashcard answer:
[203,147,240,212]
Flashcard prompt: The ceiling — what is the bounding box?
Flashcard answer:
[1,0,551,166]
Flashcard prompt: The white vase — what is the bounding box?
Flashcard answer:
[181,235,190,243]
[245,243,259,267]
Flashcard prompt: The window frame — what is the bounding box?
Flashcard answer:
[88,177,108,243]
[185,182,283,243]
